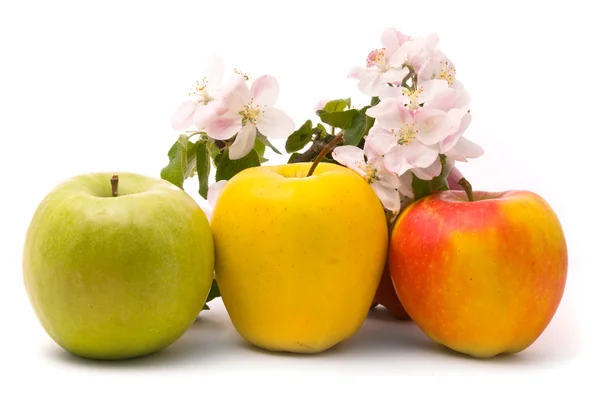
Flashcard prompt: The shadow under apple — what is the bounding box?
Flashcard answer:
[44,313,236,370]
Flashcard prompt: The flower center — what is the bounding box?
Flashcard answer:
[438,61,456,85]
[367,48,387,68]
[392,123,418,145]
[241,98,264,126]
[355,161,379,183]
[402,86,424,109]
[188,77,213,104]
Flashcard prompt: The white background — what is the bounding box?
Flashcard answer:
[1,0,597,399]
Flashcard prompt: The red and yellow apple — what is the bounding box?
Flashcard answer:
[388,189,568,358]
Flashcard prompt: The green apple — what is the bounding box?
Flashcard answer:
[23,172,214,360]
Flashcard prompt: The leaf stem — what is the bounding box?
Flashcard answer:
[457,177,474,202]
[306,131,344,177]
[110,175,119,197]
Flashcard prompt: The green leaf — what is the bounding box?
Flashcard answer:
[410,155,449,200]
[288,152,301,163]
[319,109,359,129]
[253,136,268,163]
[202,279,221,310]
[322,99,350,113]
[315,123,328,139]
[285,119,314,153]
[256,131,282,155]
[215,149,260,181]
[160,135,199,189]
[343,106,369,146]
[196,141,211,199]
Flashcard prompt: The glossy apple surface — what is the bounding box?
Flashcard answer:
[23,172,214,359]
[211,162,389,353]
[389,189,568,358]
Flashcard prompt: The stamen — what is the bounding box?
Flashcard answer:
[367,48,387,68]
[241,97,264,126]
[234,68,251,81]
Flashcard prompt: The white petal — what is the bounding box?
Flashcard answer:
[193,101,225,130]
[383,146,409,175]
[206,117,241,140]
[207,180,228,208]
[258,107,295,138]
[377,167,401,189]
[366,98,411,130]
[415,107,451,145]
[365,126,397,155]
[229,124,257,160]
[412,157,442,180]
[381,28,401,55]
[418,79,449,104]
[398,172,414,198]
[380,67,409,85]
[251,75,279,107]
[332,145,365,173]
[438,110,471,154]
[449,136,484,161]
[356,69,382,96]
[402,141,440,169]
[171,99,198,131]
[371,181,400,213]
[205,55,225,89]
[220,75,251,112]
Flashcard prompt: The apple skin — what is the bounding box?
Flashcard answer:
[388,189,568,358]
[23,172,215,360]
[211,162,389,353]
[371,166,465,320]
[372,264,411,320]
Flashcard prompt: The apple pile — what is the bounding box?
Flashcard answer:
[22,27,568,360]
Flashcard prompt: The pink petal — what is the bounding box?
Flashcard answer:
[438,110,471,154]
[193,100,226,130]
[447,136,484,161]
[371,181,400,213]
[207,180,228,209]
[257,107,295,138]
[332,145,365,169]
[380,67,409,85]
[383,146,410,176]
[229,124,257,160]
[171,99,198,131]
[219,75,250,112]
[398,172,414,198]
[251,75,279,107]
[365,126,397,155]
[367,98,412,130]
[418,79,449,104]
[206,117,241,140]
[412,157,442,180]
[414,107,451,145]
[357,70,382,96]
[402,141,439,170]
[204,55,224,88]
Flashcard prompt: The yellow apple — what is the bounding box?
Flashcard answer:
[210,162,389,353]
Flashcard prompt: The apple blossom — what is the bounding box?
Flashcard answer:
[418,49,457,87]
[171,56,226,131]
[366,98,452,175]
[206,75,295,160]
[332,145,402,213]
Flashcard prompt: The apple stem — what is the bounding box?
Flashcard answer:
[111,175,119,197]
[457,177,474,202]
[306,131,344,177]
